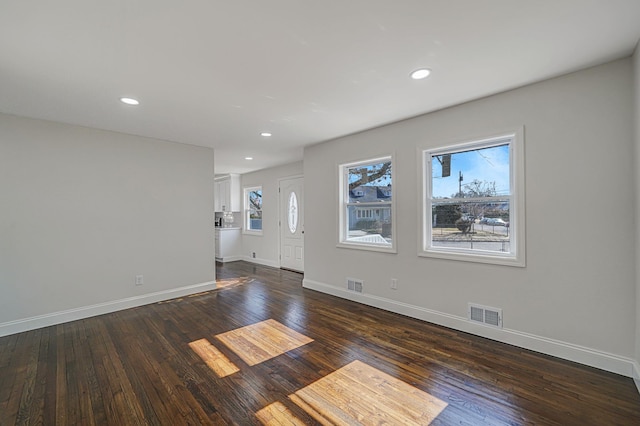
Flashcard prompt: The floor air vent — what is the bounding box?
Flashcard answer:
[468,303,503,328]
[347,278,363,293]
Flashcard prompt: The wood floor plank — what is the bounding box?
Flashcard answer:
[0,332,19,370]
[1,261,639,425]
[0,330,38,425]
[129,315,217,425]
[94,319,148,424]
[72,321,101,425]
[54,324,68,425]
[18,326,51,425]
[137,310,233,424]
[14,328,42,425]
[42,326,58,423]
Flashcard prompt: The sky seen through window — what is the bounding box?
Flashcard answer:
[431,144,510,198]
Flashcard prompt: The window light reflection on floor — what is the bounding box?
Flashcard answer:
[256,401,306,425]
[215,319,313,366]
[257,360,448,425]
[188,338,240,378]
[215,276,253,290]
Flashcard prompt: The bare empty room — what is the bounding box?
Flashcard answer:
[2,1,640,424]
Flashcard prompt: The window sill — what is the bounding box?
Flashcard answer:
[419,248,525,267]
[243,230,263,236]
[337,241,397,254]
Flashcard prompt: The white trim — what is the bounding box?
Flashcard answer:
[417,249,523,267]
[241,255,280,269]
[336,241,397,254]
[633,361,640,394]
[215,255,243,263]
[0,281,216,338]
[302,278,635,378]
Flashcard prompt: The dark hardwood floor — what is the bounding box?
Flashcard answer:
[1,261,639,425]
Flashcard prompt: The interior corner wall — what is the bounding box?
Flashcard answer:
[240,161,303,267]
[633,42,640,387]
[303,58,636,376]
[0,114,215,336]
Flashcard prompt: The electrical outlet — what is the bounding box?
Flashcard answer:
[391,278,398,290]
[252,252,256,258]
[135,275,144,286]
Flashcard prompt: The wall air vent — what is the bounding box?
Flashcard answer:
[468,303,503,328]
[347,278,363,293]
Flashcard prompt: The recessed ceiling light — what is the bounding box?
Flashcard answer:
[260,132,272,137]
[410,68,431,80]
[120,97,140,105]
[245,157,253,160]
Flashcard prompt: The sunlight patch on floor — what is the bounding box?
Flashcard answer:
[257,360,448,425]
[215,276,253,290]
[256,401,307,426]
[215,319,313,366]
[188,338,240,378]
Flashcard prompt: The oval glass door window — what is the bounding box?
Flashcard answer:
[288,191,298,233]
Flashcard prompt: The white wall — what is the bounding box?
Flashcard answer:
[240,161,303,267]
[304,59,636,376]
[0,114,215,336]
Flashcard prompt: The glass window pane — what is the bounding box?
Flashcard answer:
[346,205,392,245]
[288,191,298,233]
[431,144,510,199]
[249,190,262,209]
[244,187,263,232]
[431,201,510,253]
[249,209,262,230]
[348,160,392,203]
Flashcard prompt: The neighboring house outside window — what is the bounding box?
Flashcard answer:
[244,186,263,234]
[338,156,396,253]
[420,130,525,266]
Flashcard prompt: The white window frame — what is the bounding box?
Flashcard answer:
[338,155,396,253]
[419,129,525,266]
[244,186,263,235]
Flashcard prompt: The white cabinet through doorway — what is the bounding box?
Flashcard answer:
[215,228,242,262]
[214,174,240,212]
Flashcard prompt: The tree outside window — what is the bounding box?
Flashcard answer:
[245,187,262,233]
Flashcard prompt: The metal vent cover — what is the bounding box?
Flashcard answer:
[470,306,484,322]
[468,303,503,328]
[347,278,363,293]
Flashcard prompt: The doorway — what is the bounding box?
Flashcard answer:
[279,176,304,272]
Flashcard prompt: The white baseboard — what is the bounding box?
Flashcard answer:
[216,255,243,263]
[0,281,216,338]
[241,255,280,269]
[303,278,636,378]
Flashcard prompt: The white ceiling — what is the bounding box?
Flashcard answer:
[1,1,639,174]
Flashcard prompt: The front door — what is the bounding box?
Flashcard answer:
[279,177,304,272]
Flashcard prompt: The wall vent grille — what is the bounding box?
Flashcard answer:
[347,278,363,293]
[468,303,503,328]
